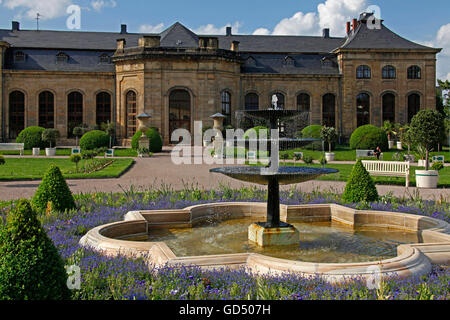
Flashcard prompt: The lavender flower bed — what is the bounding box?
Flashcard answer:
[1,186,449,300]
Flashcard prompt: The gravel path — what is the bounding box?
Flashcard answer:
[1,149,449,201]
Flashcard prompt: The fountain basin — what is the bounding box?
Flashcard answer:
[80,202,450,284]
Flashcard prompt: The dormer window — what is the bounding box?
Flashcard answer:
[56,52,69,63]
[99,54,110,64]
[356,65,371,79]
[283,56,295,67]
[246,56,256,67]
[321,57,333,68]
[14,51,25,63]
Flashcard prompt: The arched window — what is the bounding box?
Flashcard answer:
[67,92,83,137]
[382,93,396,123]
[126,91,137,137]
[297,93,310,113]
[382,65,396,79]
[14,51,25,63]
[96,92,111,126]
[9,91,25,139]
[271,92,285,109]
[221,91,231,126]
[356,93,370,127]
[356,65,371,79]
[408,93,421,123]
[39,91,54,128]
[407,66,421,79]
[322,94,335,127]
[245,93,259,111]
[169,89,191,139]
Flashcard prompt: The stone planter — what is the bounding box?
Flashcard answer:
[416,170,439,189]
[325,153,335,162]
[32,148,40,156]
[397,141,403,150]
[388,140,395,149]
[45,148,56,157]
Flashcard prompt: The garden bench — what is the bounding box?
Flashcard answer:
[0,143,24,156]
[356,149,383,160]
[361,160,410,187]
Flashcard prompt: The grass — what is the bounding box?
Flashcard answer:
[0,158,134,180]
[0,148,138,157]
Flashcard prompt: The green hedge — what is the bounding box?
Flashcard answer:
[16,126,48,150]
[300,125,323,150]
[350,125,388,151]
[0,200,71,300]
[79,130,110,151]
[131,128,163,153]
[342,160,379,203]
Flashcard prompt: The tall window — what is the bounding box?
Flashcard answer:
[221,91,231,126]
[322,93,335,127]
[408,93,421,123]
[382,65,396,79]
[356,93,370,127]
[96,92,112,127]
[169,89,191,139]
[356,65,371,79]
[39,91,54,128]
[126,91,137,137]
[9,91,25,139]
[407,66,421,79]
[67,92,83,137]
[382,93,396,123]
[271,92,285,109]
[245,93,259,110]
[297,93,310,112]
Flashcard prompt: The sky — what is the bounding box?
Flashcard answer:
[0,0,449,81]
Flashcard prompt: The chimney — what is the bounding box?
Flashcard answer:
[352,18,358,32]
[346,21,351,34]
[322,28,330,38]
[226,26,232,36]
[116,38,126,52]
[231,40,240,52]
[120,24,127,34]
[12,21,20,31]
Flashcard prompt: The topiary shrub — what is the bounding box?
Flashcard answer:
[42,128,60,148]
[243,126,269,139]
[131,128,163,153]
[16,126,48,150]
[0,155,5,165]
[342,160,379,203]
[300,125,323,150]
[350,125,388,151]
[0,200,71,300]
[32,165,76,213]
[79,130,109,151]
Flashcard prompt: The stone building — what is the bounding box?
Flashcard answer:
[0,12,441,145]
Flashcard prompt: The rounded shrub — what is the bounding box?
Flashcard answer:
[300,125,323,150]
[131,128,163,153]
[16,126,48,150]
[32,165,76,213]
[0,155,5,165]
[0,200,71,300]
[349,125,388,151]
[342,160,379,203]
[243,126,269,139]
[79,130,109,151]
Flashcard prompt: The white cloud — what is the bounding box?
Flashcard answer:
[253,28,270,36]
[91,0,116,12]
[435,23,450,81]
[139,23,165,34]
[253,0,367,37]
[193,22,241,35]
[3,0,73,20]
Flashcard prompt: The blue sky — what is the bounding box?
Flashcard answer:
[0,0,449,80]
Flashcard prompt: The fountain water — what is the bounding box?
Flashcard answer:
[210,99,339,247]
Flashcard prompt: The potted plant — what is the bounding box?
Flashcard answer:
[395,123,403,150]
[415,145,429,168]
[410,109,446,189]
[382,121,396,149]
[73,127,84,147]
[321,126,338,162]
[42,129,60,157]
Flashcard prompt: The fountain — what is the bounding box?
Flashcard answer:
[210,97,338,247]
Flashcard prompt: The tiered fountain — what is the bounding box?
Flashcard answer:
[210,96,338,247]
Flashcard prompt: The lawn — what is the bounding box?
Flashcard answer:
[0,158,134,180]
[0,148,138,157]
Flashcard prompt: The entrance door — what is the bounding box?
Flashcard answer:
[169,89,191,142]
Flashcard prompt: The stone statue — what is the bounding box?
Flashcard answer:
[272,94,278,110]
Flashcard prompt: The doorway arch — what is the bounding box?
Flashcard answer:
[169,89,191,139]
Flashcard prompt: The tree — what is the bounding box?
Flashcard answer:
[72,127,84,146]
[0,200,71,300]
[320,126,337,153]
[409,109,446,171]
[42,129,60,148]
[382,121,396,141]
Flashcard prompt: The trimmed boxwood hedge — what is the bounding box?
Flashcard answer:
[300,125,323,150]
[79,130,110,151]
[16,126,49,150]
[349,125,388,151]
[0,200,71,300]
[131,128,163,153]
[342,160,379,203]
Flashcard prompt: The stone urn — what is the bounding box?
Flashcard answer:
[416,170,439,189]
[397,141,403,150]
[210,113,226,158]
[388,140,395,149]
[45,148,56,156]
[325,153,335,162]
[32,148,40,156]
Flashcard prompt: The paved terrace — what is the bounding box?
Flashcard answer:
[1,147,450,201]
